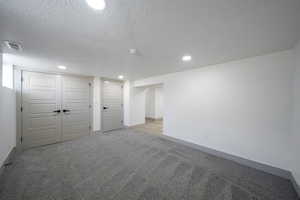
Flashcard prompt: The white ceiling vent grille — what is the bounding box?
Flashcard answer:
[3,41,23,51]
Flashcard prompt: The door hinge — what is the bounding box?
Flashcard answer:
[89,125,92,130]
[88,83,92,87]
[20,106,23,112]
[20,136,23,143]
[21,77,24,82]
[89,105,92,108]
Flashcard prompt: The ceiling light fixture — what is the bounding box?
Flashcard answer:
[57,65,67,70]
[118,75,124,80]
[86,0,106,10]
[129,48,137,55]
[182,55,192,62]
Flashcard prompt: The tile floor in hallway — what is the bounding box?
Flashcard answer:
[0,129,299,200]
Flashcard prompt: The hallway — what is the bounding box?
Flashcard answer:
[132,119,163,135]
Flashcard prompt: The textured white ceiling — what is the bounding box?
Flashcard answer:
[0,0,299,80]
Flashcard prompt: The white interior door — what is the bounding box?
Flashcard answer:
[102,80,124,132]
[22,71,61,148]
[22,71,92,148]
[61,76,91,141]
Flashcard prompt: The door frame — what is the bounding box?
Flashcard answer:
[14,66,94,150]
[101,78,124,132]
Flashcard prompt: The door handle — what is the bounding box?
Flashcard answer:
[63,109,71,113]
[53,110,61,113]
[103,106,108,110]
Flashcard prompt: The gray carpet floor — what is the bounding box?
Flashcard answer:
[0,129,299,200]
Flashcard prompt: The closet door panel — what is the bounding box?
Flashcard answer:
[61,76,91,141]
[22,71,61,148]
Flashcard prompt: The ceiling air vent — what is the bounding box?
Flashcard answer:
[3,41,23,51]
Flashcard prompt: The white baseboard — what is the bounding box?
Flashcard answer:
[0,147,16,179]
[145,117,163,121]
[158,133,300,197]
[289,173,300,197]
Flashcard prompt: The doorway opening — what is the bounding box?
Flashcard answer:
[134,84,164,134]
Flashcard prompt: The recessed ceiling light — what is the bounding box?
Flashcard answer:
[57,65,67,70]
[129,48,137,55]
[86,0,106,10]
[118,75,124,80]
[182,55,192,62]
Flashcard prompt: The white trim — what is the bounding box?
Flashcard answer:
[156,133,300,197]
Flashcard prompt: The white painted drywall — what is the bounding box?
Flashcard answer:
[134,50,299,184]
[123,81,131,126]
[0,54,1,84]
[2,63,13,89]
[145,88,156,118]
[145,86,164,119]
[123,81,146,126]
[154,87,164,119]
[291,41,300,184]
[0,53,17,167]
[130,86,146,126]
[93,77,101,132]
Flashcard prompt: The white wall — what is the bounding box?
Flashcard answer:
[130,86,146,126]
[145,88,156,118]
[123,81,131,126]
[134,50,299,183]
[155,87,164,119]
[93,77,101,132]
[292,41,300,183]
[0,53,17,167]
[124,81,146,126]
[145,86,164,119]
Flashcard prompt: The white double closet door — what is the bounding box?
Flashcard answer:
[22,71,92,148]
